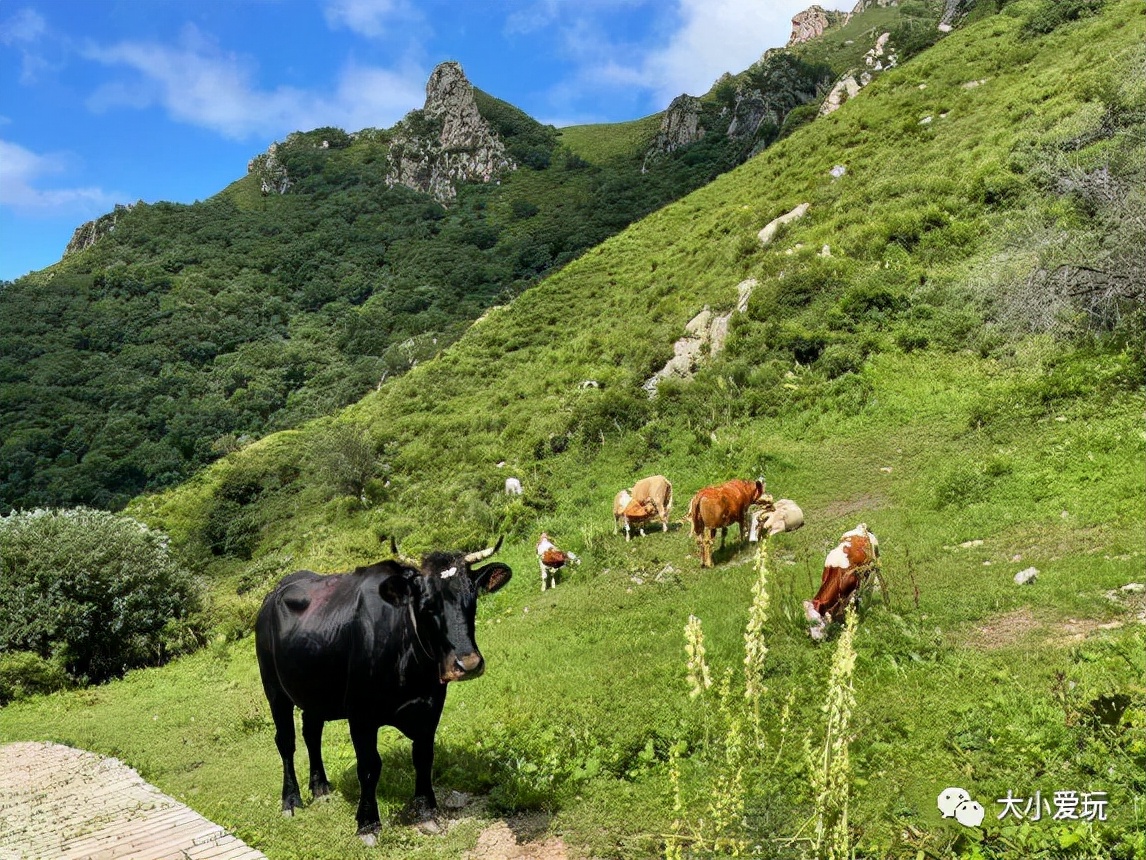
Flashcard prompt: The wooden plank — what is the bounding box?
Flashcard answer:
[0,742,268,860]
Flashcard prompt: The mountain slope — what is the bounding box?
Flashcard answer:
[0,5,876,513]
[2,1,1144,858]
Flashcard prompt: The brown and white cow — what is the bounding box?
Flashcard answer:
[688,478,765,567]
[614,475,673,541]
[748,498,804,542]
[804,523,880,641]
[537,532,579,591]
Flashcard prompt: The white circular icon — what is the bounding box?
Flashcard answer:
[937,787,970,818]
[955,799,985,827]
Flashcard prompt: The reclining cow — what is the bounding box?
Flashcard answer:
[748,497,804,542]
[614,475,673,541]
[804,524,880,641]
[688,478,765,567]
[255,540,511,840]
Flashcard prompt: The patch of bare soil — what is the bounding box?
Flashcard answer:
[464,814,571,860]
[965,607,1042,650]
[964,602,1142,651]
[817,493,885,523]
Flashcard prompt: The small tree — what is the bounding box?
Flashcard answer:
[0,508,198,684]
[308,423,379,502]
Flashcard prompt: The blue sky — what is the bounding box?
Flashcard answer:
[0,0,850,282]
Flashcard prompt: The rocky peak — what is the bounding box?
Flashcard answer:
[788,5,847,46]
[423,62,489,150]
[247,143,291,195]
[386,61,514,202]
[641,94,705,173]
[64,202,137,257]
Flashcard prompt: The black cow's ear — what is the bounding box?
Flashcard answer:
[378,572,418,606]
[471,562,512,595]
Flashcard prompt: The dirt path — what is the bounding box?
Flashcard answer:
[0,741,267,860]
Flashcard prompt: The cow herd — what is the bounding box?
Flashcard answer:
[573,473,883,642]
[254,474,883,839]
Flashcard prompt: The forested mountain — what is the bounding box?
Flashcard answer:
[0,0,949,513]
[1,1,1143,857]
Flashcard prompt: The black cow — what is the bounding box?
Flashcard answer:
[255,539,511,839]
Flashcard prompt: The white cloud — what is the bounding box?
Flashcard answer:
[557,0,851,112]
[83,26,427,141]
[323,0,420,38]
[0,8,46,44]
[0,139,116,214]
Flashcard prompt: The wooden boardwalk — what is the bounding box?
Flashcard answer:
[0,742,267,860]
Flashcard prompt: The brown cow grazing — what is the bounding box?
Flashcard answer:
[688,478,765,567]
[626,475,674,541]
[804,524,880,641]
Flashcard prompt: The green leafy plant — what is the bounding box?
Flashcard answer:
[0,508,199,683]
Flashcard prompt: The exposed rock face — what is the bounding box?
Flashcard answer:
[643,279,757,396]
[940,0,976,30]
[247,143,291,195]
[758,203,810,246]
[788,5,847,46]
[819,30,894,116]
[386,61,515,202]
[642,95,705,173]
[64,203,136,257]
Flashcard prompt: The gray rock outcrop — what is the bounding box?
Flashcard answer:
[642,95,705,172]
[788,5,847,46]
[818,30,895,116]
[940,0,976,30]
[64,203,136,257]
[643,279,757,396]
[386,61,515,202]
[247,143,291,195]
[758,203,810,246]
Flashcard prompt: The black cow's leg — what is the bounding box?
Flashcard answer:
[410,732,439,811]
[301,710,333,800]
[268,693,303,815]
[349,720,382,835]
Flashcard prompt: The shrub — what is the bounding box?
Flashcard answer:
[0,651,70,705]
[0,508,198,684]
[1022,0,1105,37]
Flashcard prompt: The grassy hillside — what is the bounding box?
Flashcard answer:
[2,1,1143,858]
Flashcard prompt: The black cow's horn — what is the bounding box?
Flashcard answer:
[464,536,503,563]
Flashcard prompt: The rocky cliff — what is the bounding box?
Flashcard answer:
[385,61,515,202]
[247,143,291,195]
[245,62,514,205]
[788,5,848,46]
[64,203,136,258]
[641,95,705,172]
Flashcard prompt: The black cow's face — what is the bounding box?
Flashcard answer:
[379,549,511,683]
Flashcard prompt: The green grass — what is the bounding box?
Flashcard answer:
[2,1,1144,858]
[557,114,664,164]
